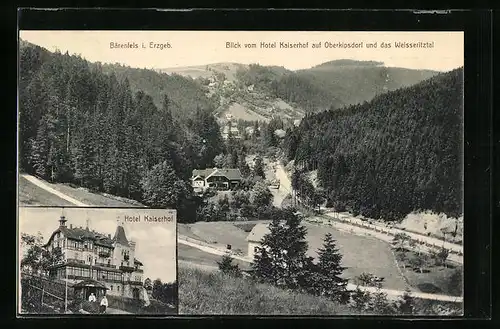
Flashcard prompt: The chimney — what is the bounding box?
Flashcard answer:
[70,224,73,229]
[108,234,111,238]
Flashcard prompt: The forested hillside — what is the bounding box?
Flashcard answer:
[18,41,223,220]
[235,61,438,114]
[283,68,463,221]
[99,63,216,119]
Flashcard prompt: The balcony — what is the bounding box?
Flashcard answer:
[119,265,135,272]
[95,262,116,269]
[99,251,111,258]
[127,280,143,285]
[66,258,85,264]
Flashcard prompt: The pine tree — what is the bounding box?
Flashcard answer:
[351,287,371,312]
[252,209,311,289]
[253,156,265,178]
[397,288,415,314]
[368,288,395,314]
[217,254,242,277]
[252,246,275,283]
[312,233,348,302]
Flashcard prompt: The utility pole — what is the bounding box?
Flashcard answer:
[64,266,68,313]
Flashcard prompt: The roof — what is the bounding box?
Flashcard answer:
[246,223,271,243]
[192,168,242,181]
[134,258,143,266]
[113,226,129,246]
[274,129,286,138]
[73,279,109,290]
[46,226,114,248]
[192,168,215,178]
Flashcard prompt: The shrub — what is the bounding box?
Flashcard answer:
[217,254,243,278]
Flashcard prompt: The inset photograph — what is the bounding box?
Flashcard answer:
[18,207,177,315]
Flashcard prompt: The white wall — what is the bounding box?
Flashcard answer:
[193,180,205,188]
[247,241,261,261]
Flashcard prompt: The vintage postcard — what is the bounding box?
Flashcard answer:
[18,30,463,316]
[18,207,177,315]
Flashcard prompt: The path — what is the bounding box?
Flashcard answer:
[20,174,463,304]
[21,174,88,206]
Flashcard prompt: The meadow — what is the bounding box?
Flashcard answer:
[178,266,358,315]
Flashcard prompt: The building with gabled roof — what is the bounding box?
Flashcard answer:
[44,214,146,301]
[192,167,242,192]
[246,223,271,260]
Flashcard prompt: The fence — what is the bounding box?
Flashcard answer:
[21,274,73,313]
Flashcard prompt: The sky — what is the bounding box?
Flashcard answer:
[19,31,464,72]
[18,207,177,283]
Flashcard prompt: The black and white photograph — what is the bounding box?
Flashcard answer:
[18,30,463,316]
[18,207,177,315]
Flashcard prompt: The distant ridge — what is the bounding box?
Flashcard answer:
[311,60,384,69]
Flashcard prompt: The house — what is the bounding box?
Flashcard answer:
[246,223,271,260]
[274,129,286,138]
[221,125,241,140]
[44,215,146,301]
[191,167,242,191]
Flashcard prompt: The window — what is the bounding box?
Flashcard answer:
[111,285,113,291]
[254,247,259,252]
[117,286,120,291]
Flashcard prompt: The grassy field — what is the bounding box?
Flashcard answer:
[18,176,144,207]
[178,265,358,315]
[178,243,251,271]
[178,220,269,253]
[395,249,463,296]
[178,220,408,291]
[18,176,75,206]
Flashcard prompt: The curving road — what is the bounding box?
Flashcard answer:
[20,174,463,304]
[273,164,463,261]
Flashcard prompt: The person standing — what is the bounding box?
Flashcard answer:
[88,293,96,302]
[99,294,108,314]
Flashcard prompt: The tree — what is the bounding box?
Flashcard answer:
[20,232,64,276]
[396,288,415,314]
[311,233,348,302]
[196,202,219,222]
[231,190,251,209]
[408,254,428,273]
[392,233,411,251]
[144,278,153,292]
[354,272,384,288]
[140,160,192,217]
[253,156,265,178]
[431,247,450,267]
[218,194,231,220]
[251,181,273,209]
[217,254,242,277]
[368,288,395,314]
[214,153,230,168]
[251,209,311,290]
[351,287,371,312]
[151,278,163,300]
